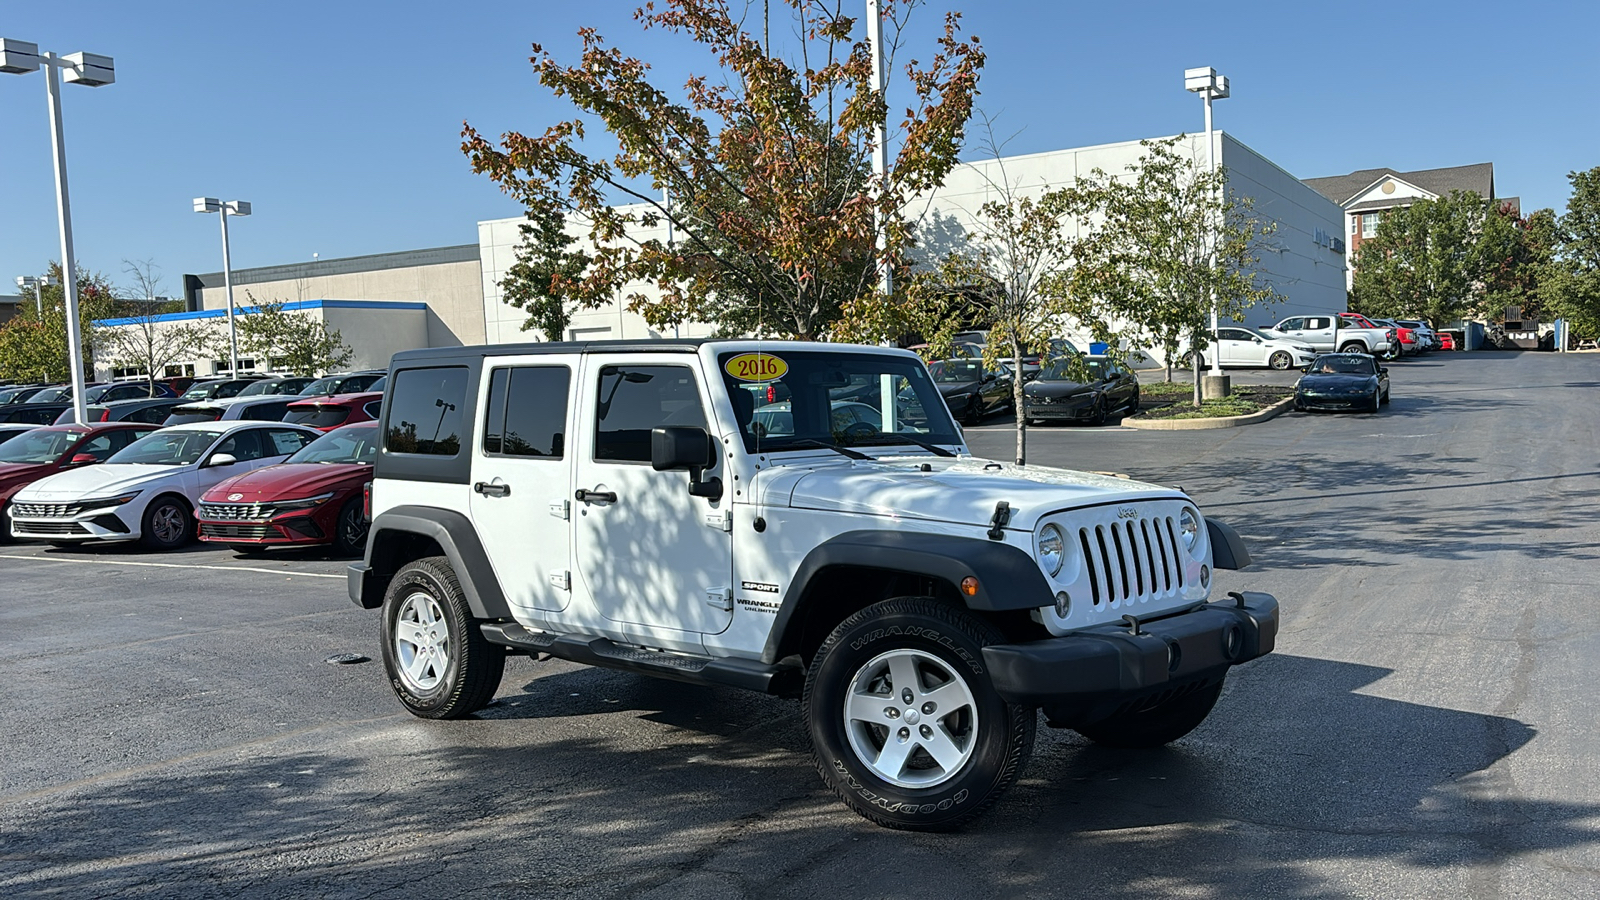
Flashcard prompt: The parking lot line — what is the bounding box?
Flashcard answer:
[0,554,345,579]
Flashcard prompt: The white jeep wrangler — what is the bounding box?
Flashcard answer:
[350,340,1279,830]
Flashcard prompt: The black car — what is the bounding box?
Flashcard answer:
[67,397,186,425]
[927,358,1013,425]
[236,376,317,397]
[180,377,266,401]
[81,382,176,403]
[24,383,104,404]
[1022,355,1139,426]
[0,385,50,406]
[1294,353,1390,413]
[300,371,386,397]
[0,403,72,425]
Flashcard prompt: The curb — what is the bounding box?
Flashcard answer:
[1123,396,1296,431]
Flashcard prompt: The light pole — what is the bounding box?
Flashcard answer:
[2,38,115,425]
[1184,66,1229,391]
[15,274,58,317]
[193,197,252,375]
[865,0,892,304]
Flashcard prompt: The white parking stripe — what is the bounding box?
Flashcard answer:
[0,553,345,579]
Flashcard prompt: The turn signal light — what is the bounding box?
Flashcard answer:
[960,576,979,596]
[362,481,372,521]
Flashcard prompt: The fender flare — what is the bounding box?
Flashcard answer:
[350,505,511,619]
[1206,518,1252,570]
[761,529,1053,664]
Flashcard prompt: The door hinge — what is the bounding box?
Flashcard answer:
[704,587,733,611]
[704,509,732,532]
[548,570,571,591]
[549,499,570,520]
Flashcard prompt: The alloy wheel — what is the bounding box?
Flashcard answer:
[842,648,979,789]
[394,591,451,692]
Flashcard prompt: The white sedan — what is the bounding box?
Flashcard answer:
[9,420,320,550]
[1176,327,1318,370]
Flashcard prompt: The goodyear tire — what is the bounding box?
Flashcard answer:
[1075,677,1225,748]
[380,556,505,719]
[804,597,1034,831]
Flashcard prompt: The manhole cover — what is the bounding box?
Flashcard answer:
[325,653,369,665]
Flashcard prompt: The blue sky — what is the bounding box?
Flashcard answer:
[2,0,1595,297]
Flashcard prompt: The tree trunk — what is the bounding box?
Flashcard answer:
[1192,348,1202,407]
[1012,335,1026,465]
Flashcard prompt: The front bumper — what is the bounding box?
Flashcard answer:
[197,513,329,546]
[1023,397,1098,420]
[981,591,1278,727]
[9,507,136,541]
[1296,391,1374,410]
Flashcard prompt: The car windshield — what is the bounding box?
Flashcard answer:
[926,360,983,383]
[237,379,297,396]
[1038,358,1105,382]
[0,429,85,464]
[0,388,39,405]
[29,386,72,402]
[108,430,224,466]
[299,377,343,396]
[1310,357,1377,375]
[720,351,960,453]
[182,383,220,399]
[287,424,379,464]
[284,406,351,429]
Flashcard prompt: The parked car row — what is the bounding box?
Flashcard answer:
[0,378,386,556]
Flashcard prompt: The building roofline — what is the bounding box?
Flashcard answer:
[186,244,480,292]
[96,298,427,327]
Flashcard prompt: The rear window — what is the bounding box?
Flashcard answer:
[163,406,224,426]
[284,406,352,429]
[384,367,467,456]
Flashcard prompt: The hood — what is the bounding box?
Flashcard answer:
[15,463,183,502]
[1298,373,1375,391]
[1025,379,1093,397]
[780,457,1182,531]
[203,463,371,502]
[935,381,980,398]
[0,462,56,499]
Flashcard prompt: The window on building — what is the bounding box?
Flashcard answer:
[1361,213,1381,238]
[484,366,570,458]
[1350,216,1358,236]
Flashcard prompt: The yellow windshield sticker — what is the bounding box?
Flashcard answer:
[724,352,788,382]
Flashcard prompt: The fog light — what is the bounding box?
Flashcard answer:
[1054,591,1071,618]
[960,576,979,596]
[1200,565,1211,588]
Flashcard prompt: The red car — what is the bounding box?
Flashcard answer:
[282,391,382,433]
[196,422,377,555]
[1439,333,1457,351]
[0,423,157,539]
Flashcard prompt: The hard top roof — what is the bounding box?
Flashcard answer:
[389,338,925,367]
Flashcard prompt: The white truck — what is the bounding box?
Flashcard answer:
[350,339,1280,831]
[1260,314,1394,357]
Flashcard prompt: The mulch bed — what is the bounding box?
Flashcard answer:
[1134,384,1293,420]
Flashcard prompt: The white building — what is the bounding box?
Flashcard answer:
[476,131,1348,345]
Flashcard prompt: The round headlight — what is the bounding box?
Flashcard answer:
[1179,508,1201,555]
[1037,523,1066,576]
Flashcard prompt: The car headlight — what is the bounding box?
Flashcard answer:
[1179,508,1201,556]
[273,492,335,512]
[81,492,141,508]
[1037,523,1066,576]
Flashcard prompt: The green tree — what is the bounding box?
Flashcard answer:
[1350,190,1519,326]
[1545,166,1600,341]
[0,262,120,383]
[234,293,353,376]
[1056,138,1281,405]
[499,208,593,341]
[462,0,983,341]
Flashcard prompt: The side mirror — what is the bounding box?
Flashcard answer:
[207,453,238,468]
[651,426,721,500]
[67,453,99,466]
[1378,366,1389,374]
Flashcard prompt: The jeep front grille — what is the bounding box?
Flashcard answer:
[1077,517,1185,607]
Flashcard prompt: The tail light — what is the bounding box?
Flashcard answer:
[765,384,775,402]
[98,409,110,421]
[362,481,372,521]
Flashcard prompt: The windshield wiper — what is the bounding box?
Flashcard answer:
[767,439,871,461]
[851,434,957,457]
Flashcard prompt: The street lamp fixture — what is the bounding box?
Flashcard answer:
[193,197,252,375]
[15,274,59,316]
[1,37,116,425]
[1184,66,1229,385]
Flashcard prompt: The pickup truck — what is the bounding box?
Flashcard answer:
[1260,315,1394,359]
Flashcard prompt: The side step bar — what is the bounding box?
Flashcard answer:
[479,622,803,697]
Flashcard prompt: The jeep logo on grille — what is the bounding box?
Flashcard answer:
[1116,506,1139,519]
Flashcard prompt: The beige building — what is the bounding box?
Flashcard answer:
[185,245,485,348]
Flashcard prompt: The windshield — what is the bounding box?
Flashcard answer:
[926,360,983,383]
[284,406,351,429]
[721,351,960,453]
[237,379,305,396]
[1,388,40,405]
[1039,358,1106,382]
[29,386,72,402]
[108,430,224,466]
[287,424,379,464]
[299,377,342,396]
[0,429,85,464]
[1310,356,1377,375]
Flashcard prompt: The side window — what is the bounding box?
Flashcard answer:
[1306,317,1328,330]
[385,367,468,456]
[214,430,266,462]
[594,365,705,463]
[363,401,382,419]
[105,429,143,453]
[1277,318,1302,331]
[266,428,314,456]
[484,365,570,458]
[78,434,116,461]
[241,400,289,421]
[130,406,166,424]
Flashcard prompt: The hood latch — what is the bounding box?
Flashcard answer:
[986,501,1012,540]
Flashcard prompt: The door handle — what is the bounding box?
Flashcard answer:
[575,488,618,503]
[474,481,511,497]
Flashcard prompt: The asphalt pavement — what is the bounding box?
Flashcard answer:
[2,350,1597,898]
